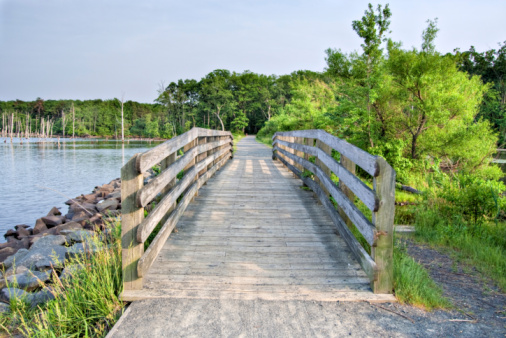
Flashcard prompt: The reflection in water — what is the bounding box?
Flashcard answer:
[0,137,161,237]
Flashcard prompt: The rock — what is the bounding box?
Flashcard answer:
[6,269,52,292]
[60,229,94,243]
[72,210,91,223]
[106,191,121,200]
[4,229,16,239]
[16,227,31,238]
[1,287,55,307]
[22,246,68,270]
[82,193,97,202]
[60,264,83,280]
[14,225,30,231]
[66,241,100,258]
[4,265,29,278]
[3,249,29,269]
[37,222,82,236]
[30,235,67,250]
[46,207,61,216]
[69,202,96,215]
[96,199,118,213]
[64,199,75,205]
[30,288,56,306]
[0,302,9,314]
[0,247,17,264]
[41,215,64,228]
[33,218,48,235]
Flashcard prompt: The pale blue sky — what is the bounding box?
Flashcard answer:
[0,0,505,103]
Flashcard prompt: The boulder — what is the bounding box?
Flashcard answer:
[71,210,91,223]
[0,247,17,264]
[4,265,29,278]
[66,241,100,259]
[30,235,67,250]
[69,202,96,215]
[106,191,121,200]
[46,207,61,216]
[3,248,29,269]
[60,264,83,280]
[33,218,48,235]
[14,225,30,231]
[16,227,31,238]
[96,199,118,213]
[60,229,94,243]
[1,287,55,307]
[34,222,82,237]
[17,246,68,270]
[0,303,9,314]
[41,215,64,228]
[82,193,97,202]
[5,269,52,292]
[4,229,16,239]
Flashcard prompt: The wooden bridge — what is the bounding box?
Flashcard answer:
[120,128,396,302]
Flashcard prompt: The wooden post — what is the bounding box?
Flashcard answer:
[303,138,314,188]
[160,152,177,224]
[339,155,356,229]
[293,137,304,172]
[272,135,277,160]
[372,157,396,293]
[315,139,331,197]
[121,154,145,291]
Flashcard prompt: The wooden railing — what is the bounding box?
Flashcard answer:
[272,130,395,293]
[121,127,233,291]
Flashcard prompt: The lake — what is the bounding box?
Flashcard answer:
[0,137,161,239]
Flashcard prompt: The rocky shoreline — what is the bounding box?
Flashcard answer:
[0,177,125,310]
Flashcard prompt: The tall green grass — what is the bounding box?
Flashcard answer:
[0,223,124,337]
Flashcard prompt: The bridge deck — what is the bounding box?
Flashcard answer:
[132,136,394,302]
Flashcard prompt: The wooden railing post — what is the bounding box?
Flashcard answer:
[372,157,396,293]
[160,152,176,224]
[121,154,144,290]
[339,155,356,229]
[315,139,331,197]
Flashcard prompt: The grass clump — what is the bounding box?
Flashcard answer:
[0,223,124,337]
[393,238,450,309]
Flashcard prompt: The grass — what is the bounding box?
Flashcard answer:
[414,209,506,291]
[393,237,450,309]
[0,222,124,337]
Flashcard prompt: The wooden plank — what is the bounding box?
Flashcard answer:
[273,130,379,177]
[276,153,377,281]
[137,167,198,243]
[160,151,176,225]
[121,154,144,290]
[275,147,376,245]
[137,128,198,173]
[137,147,197,207]
[372,157,396,294]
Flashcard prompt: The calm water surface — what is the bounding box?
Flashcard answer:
[0,137,161,238]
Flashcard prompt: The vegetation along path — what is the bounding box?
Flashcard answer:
[109,137,503,337]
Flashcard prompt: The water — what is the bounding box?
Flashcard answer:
[0,137,161,239]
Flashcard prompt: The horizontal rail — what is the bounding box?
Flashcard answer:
[136,128,232,173]
[273,130,379,177]
[273,139,378,211]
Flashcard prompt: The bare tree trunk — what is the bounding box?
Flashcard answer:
[121,93,125,143]
[62,110,66,138]
[72,102,75,138]
[10,113,14,142]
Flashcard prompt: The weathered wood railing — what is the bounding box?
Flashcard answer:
[272,130,395,293]
[121,127,233,291]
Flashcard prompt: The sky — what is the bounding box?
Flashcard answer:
[0,0,505,103]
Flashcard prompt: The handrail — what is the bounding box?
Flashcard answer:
[272,130,395,294]
[121,127,233,291]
